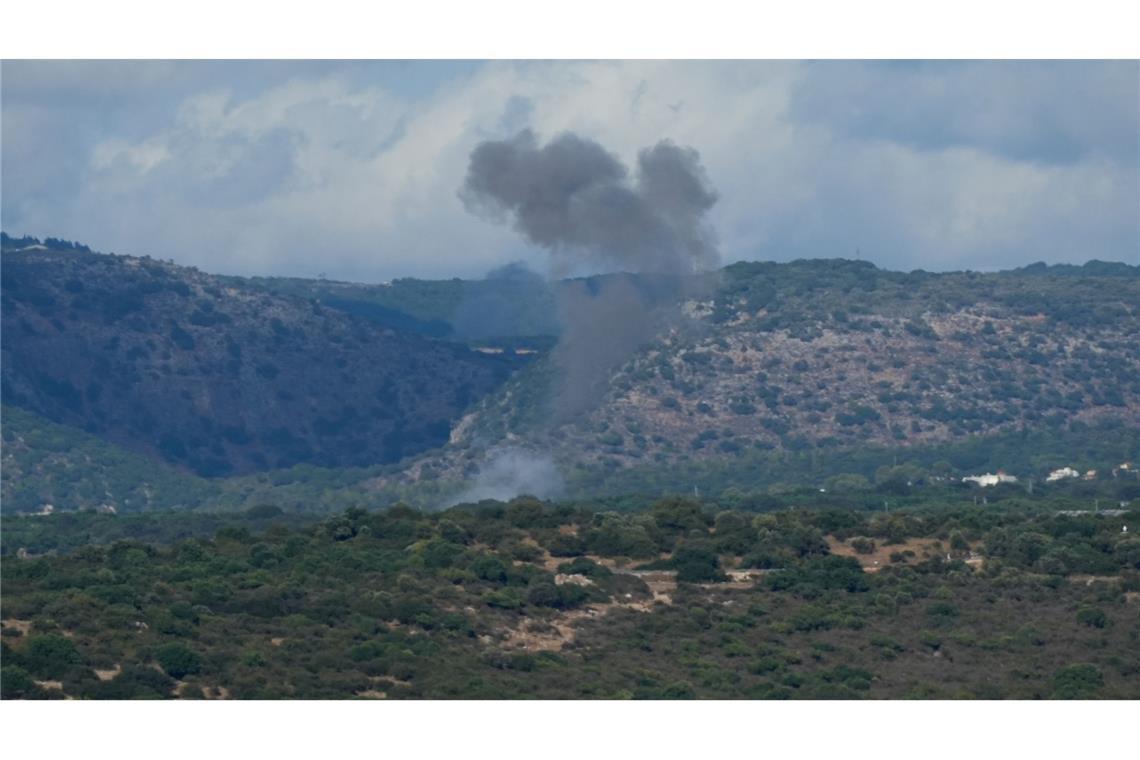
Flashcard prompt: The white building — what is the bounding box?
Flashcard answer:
[962,471,1019,487]
[1046,466,1081,483]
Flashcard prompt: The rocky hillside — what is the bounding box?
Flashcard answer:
[430,259,1140,481]
[3,233,1137,500]
[1,239,514,476]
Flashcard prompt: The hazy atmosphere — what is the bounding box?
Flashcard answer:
[3,60,1137,280]
[3,50,1140,709]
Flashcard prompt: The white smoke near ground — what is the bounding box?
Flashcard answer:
[447,447,564,506]
[449,130,722,502]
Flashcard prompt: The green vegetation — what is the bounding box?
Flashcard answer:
[2,246,513,477]
[3,497,1138,699]
[1,405,219,513]
[4,400,1137,519]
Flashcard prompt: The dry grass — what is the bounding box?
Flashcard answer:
[826,535,972,572]
[93,664,121,681]
[1,618,33,636]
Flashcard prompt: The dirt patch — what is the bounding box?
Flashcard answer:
[826,536,971,572]
[624,570,677,604]
[485,551,682,653]
[497,609,597,652]
[554,573,594,587]
[35,680,64,691]
[1,618,33,636]
[199,685,231,699]
[1070,575,1122,587]
[356,690,387,699]
[711,569,766,590]
[270,637,285,647]
[94,665,121,681]
[495,586,677,653]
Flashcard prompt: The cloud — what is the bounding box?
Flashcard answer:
[790,60,1140,165]
[2,60,1136,280]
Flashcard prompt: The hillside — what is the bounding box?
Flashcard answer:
[1,237,514,477]
[3,234,1138,510]
[0,405,218,513]
[241,263,560,344]
[413,259,1140,488]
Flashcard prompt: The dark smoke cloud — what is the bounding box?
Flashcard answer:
[460,129,721,423]
[460,130,719,276]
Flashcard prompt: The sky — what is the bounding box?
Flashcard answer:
[2,60,1137,282]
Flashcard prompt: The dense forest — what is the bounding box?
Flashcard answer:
[3,497,1138,699]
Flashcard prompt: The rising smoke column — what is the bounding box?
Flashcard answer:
[460,130,718,275]
[460,130,721,419]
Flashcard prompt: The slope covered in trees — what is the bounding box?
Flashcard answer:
[1,240,514,477]
[3,497,1138,699]
[3,235,1137,512]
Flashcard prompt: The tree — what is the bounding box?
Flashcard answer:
[948,530,969,552]
[651,497,709,534]
[24,634,79,679]
[525,581,562,607]
[471,555,509,583]
[1052,664,1104,699]
[672,546,726,583]
[505,497,545,528]
[1116,538,1140,569]
[155,643,201,679]
[1076,607,1108,629]
[1,666,45,699]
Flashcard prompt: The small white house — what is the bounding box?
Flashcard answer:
[962,471,1019,487]
[1046,466,1081,483]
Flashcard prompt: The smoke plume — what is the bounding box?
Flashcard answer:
[453,130,720,502]
[460,130,719,275]
[460,130,721,419]
[448,447,564,506]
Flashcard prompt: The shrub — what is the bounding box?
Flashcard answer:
[1076,607,1108,629]
[471,555,509,584]
[484,588,523,609]
[1052,664,1104,699]
[0,666,45,699]
[155,643,201,679]
[525,582,562,607]
[672,546,727,583]
[23,634,79,679]
[556,557,612,578]
[662,681,697,699]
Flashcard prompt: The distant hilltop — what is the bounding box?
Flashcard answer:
[2,232,92,254]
